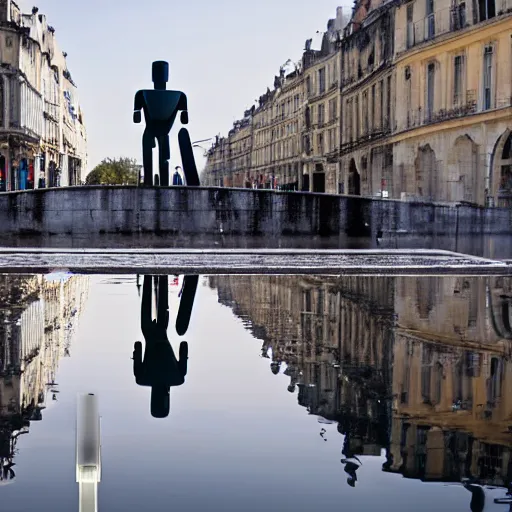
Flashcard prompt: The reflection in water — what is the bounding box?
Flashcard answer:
[210,275,512,499]
[76,393,101,512]
[0,275,89,482]
[134,275,197,418]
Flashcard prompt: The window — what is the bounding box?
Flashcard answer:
[453,54,464,106]
[362,90,368,134]
[483,45,493,110]
[306,76,312,96]
[386,76,391,129]
[426,0,435,39]
[346,98,353,142]
[454,2,466,29]
[426,63,435,121]
[317,133,324,154]
[318,67,326,94]
[405,67,412,127]
[478,0,495,21]
[355,95,360,139]
[10,78,19,128]
[0,78,4,129]
[329,97,337,121]
[371,84,376,130]
[407,3,414,48]
[379,80,384,128]
[329,129,336,152]
[317,103,325,126]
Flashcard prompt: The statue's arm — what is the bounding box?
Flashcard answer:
[179,93,188,124]
[133,341,143,377]
[134,91,144,124]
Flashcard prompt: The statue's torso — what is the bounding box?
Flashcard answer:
[141,90,183,122]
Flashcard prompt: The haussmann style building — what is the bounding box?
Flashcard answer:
[0,1,87,191]
[204,1,511,208]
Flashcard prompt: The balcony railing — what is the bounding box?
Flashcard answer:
[401,6,465,51]
[402,1,512,52]
[401,95,511,131]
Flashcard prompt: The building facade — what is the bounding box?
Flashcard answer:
[204,7,348,192]
[302,21,343,194]
[0,1,87,191]
[340,0,396,198]
[205,1,511,207]
[392,0,512,206]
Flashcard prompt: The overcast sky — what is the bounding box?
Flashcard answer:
[18,0,351,172]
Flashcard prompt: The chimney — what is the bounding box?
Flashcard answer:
[334,6,344,30]
[0,0,10,22]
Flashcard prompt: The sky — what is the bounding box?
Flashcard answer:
[18,0,352,173]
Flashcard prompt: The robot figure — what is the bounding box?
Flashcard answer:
[133,61,200,187]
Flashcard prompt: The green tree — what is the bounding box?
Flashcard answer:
[85,157,140,185]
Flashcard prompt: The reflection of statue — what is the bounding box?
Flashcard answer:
[133,61,200,187]
[134,275,197,418]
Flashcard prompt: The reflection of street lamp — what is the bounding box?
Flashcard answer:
[76,394,101,512]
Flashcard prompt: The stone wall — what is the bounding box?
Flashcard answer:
[0,186,510,249]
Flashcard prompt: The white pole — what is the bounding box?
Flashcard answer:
[76,394,101,512]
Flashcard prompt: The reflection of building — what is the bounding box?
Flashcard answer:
[0,274,89,481]
[0,1,87,191]
[210,275,395,458]
[210,274,512,486]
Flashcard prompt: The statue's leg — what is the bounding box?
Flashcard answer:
[142,130,155,187]
[179,341,188,377]
[178,128,200,186]
[157,135,170,187]
[141,276,153,339]
[156,275,169,330]
[175,275,198,336]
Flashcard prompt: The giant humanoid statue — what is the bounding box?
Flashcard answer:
[133,61,200,187]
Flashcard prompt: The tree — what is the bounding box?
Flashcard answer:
[85,157,140,185]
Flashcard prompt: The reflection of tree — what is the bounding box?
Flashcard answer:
[211,275,512,489]
[0,275,89,481]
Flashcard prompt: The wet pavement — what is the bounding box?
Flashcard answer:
[1,272,512,511]
[0,249,509,275]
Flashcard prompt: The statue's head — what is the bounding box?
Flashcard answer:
[152,61,169,90]
[151,385,170,418]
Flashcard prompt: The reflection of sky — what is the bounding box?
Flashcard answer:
[0,276,493,511]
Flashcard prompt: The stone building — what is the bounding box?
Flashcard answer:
[0,1,87,191]
[204,7,348,192]
[205,0,511,208]
[226,111,253,188]
[203,135,229,187]
[302,14,344,194]
[392,0,512,206]
[340,0,397,198]
[254,67,304,190]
